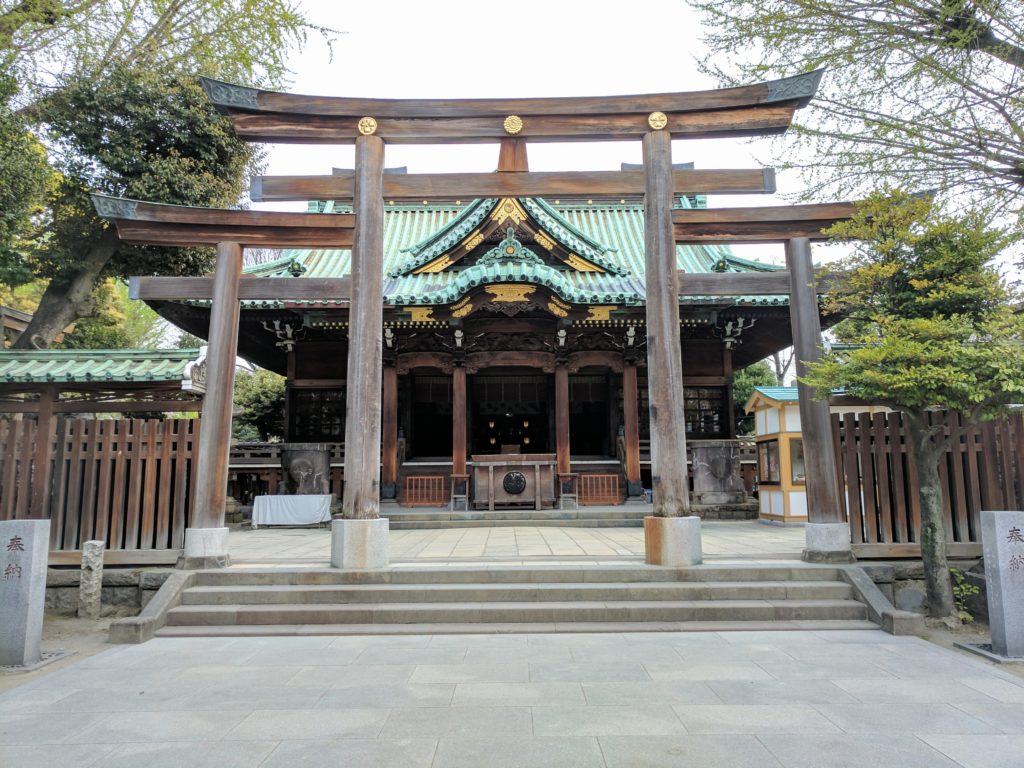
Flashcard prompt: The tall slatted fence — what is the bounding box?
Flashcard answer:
[0,417,200,553]
[832,411,1024,558]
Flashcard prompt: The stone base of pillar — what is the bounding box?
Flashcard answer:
[802,522,855,563]
[331,518,389,570]
[644,516,702,566]
[178,527,231,570]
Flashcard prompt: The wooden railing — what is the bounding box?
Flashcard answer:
[404,475,447,506]
[832,411,1024,558]
[0,418,200,552]
[579,474,621,505]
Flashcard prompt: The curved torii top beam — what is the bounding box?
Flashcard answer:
[199,70,824,145]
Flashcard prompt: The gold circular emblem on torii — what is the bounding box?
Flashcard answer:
[357,116,378,135]
[503,115,524,135]
[648,111,668,130]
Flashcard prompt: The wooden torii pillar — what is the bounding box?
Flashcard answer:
[674,201,859,561]
[93,196,354,566]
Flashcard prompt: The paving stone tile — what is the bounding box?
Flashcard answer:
[528,661,650,682]
[380,706,533,738]
[432,736,604,768]
[329,635,432,650]
[452,682,586,706]
[707,680,860,705]
[922,734,1024,768]
[582,681,722,706]
[239,647,364,666]
[952,701,1024,733]
[410,662,530,684]
[599,734,783,767]
[0,712,109,744]
[756,733,966,768]
[28,687,195,713]
[318,684,454,708]
[289,664,417,687]
[831,678,1006,704]
[68,711,250,743]
[531,704,685,736]
[463,646,573,665]
[644,661,773,681]
[183,685,329,710]
[674,704,841,734]
[959,677,1024,703]
[102,740,279,768]
[259,738,438,768]
[757,659,895,680]
[355,648,469,665]
[812,702,1002,735]
[0,688,77,713]
[0,743,117,768]
[225,708,389,740]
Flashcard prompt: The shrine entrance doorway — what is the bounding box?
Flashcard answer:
[470,372,551,455]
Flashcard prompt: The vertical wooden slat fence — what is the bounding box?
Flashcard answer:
[0,417,200,552]
[404,475,447,506]
[832,410,1024,557]
[579,474,621,505]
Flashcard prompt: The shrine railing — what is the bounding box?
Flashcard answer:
[832,410,1024,558]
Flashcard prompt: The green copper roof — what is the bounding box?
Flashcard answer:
[243,197,787,309]
[751,386,800,402]
[0,348,204,385]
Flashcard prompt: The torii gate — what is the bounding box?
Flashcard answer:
[93,69,857,567]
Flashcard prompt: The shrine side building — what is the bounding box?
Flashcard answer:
[152,191,796,504]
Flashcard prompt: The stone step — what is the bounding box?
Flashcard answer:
[381,508,650,521]
[387,518,645,529]
[164,598,867,626]
[155,619,880,637]
[180,581,854,606]
[193,565,843,587]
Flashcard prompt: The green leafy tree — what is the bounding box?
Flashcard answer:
[0,0,333,346]
[687,0,1024,223]
[57,279,169,348]
[732,359,779,434]
[232,368,286,442]
[802,190,1024,618]
[7,66,255,347]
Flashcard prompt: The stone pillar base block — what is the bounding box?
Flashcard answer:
[644,516,702,566]
[802,522,854,563]
[332,518,389,570]
[180,527,230,570]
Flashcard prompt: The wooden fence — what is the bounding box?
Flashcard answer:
[580,474,621,505]
[0,418,200,553]
[832,411,1024,558]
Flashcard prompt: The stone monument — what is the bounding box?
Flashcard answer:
[78,540,104,620]
[0,519,50,667]
[691,440,747,505]
[280,443,331,495]
[980,510,1024,659]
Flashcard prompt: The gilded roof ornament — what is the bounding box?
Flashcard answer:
[503,115,524,135]
[358,116,378,135]
[478,228,545,266]
[648,111,668,130]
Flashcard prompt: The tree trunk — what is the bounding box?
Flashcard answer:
[12,229,119,349]
[906,414,955,618]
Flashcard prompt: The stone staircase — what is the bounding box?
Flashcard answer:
[380,506,649,529]
[155,564,875,637]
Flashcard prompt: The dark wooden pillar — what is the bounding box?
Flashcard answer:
[555,364,570,476]
[30,386,56,518]
[452,365,467,477]
[786,237,844,524]
[381,364,398,500]
[642,128,691,516]
[192,240,243,529]
[342,134,385,520]
[623,363,642,497]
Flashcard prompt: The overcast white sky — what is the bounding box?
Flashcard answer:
[254,0,844,266]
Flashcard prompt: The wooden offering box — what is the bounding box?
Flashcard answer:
[471,454,556,511]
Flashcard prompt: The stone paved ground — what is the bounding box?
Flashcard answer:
[2,629,1023,767]
[227,520,806,566]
